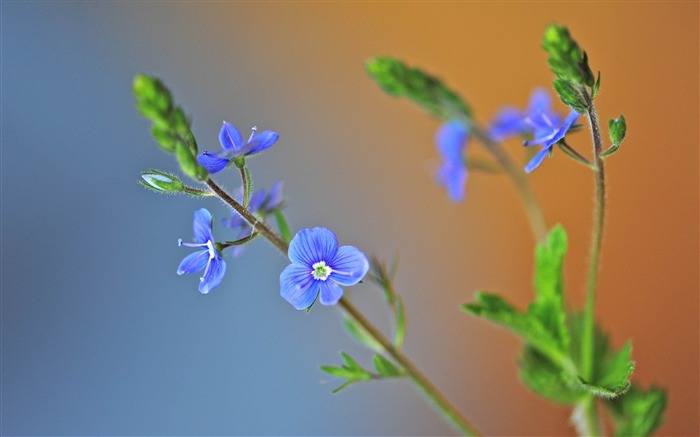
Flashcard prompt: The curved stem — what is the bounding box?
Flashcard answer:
[468,122,548,242]
[579,88,606,437]
[205,176,482,436]
[340,298,481,436]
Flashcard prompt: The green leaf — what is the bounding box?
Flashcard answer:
[321,352,373,394]
[320,365,363,380]
[366,56,472,120]
[607,385,667,437]
[592,71,601,98]
[519,346,585,404]
[273,210,293,244]
[568,313,635,399]
[603,115,626,158]
[542,24,595,87]
[175,142,201,180]
[553,78,588,113]
[373,354,402,377]
[342,317,383,353]
[530,224,569,352]
[133,74,173,120]
[462,293,572,372]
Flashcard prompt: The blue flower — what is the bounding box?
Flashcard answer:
[488,88,560,142]
[280,227,369,310]
[435,121,469,203]
[523,110,580,173]
[222,181,285,257]
[198,121,279,173]
[177,208,226,294]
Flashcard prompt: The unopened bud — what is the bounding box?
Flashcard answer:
[140,169,184,193]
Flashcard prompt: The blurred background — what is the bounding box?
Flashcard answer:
[2,2,697,436]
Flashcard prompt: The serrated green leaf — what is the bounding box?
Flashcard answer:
[542,24,595,87]
[568,313,635,399]
[462,293,573,373]
[373,354,402,377]
[553,78,588,113]
[342,317,383,353]
[530,225,570,353]
[519,346,585,404]
[607,385,667,437]
[366,56,471,120]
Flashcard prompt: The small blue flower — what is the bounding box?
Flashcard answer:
[177,208,226,294]
[488,88,560,142]
[222,181,285,257]
[523,110,580,173]
[280,227,369,310]
[435,121,469,203]
[198,121,279,174]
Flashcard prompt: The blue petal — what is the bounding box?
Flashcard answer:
[199,256,226,294]
[288,227,339,266]
[221,214,246,230]
[525,146,552,174]
[329,245,369,286]
[247,190,266,213]
[488,107,524,142]
[527,88,552,115]
[318,280,343,306]
[436,161,467,203]
[550,110,581,144]
[263,180,284,211]
[436,121,468,159]
[280,263,319,310]
[192,208,213,244]
[219,121,244,151]
[197,152,230,174]
[239,130,279,156]
[177,250,209,275]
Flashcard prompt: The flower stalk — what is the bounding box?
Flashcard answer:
[580,87,606,437]
[204,176,481,436]
[467,120,548,242]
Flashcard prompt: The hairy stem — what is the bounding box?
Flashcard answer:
[468,122,548,242]
[580,88,606,437]
[206,177,481,436]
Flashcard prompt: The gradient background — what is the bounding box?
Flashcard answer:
[2,2,698,436]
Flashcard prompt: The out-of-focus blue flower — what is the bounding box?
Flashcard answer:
[435,121,468,203]
[222,181,284,257]
[280,227,369,310]
[177,208,226,294]
[198,121,279,173]
[523,110,581,173]
[488,88,560,142]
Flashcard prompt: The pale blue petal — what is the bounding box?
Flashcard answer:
[199,256,226,294]
[219,121,244,151]
[197,152,230,174]
[436,121,468,159]
[329,245,369,286]
[527,88,552,115]
[436,161,467,203]
[239,130,279,156]
[318,280,343,306]
[247,190,266,213]
[525,146,552,174]
[177,250,209,275]
[192,209,213,243]
[264,180,284,211]
[488,107,525,141]
[288,227,339,266]
[280,263,319,310]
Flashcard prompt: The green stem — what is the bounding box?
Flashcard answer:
[580,88,606,437]
[468,122,548,242]
[205,177,481,436]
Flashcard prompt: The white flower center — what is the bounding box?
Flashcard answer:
[311,261,332,281]
[205,240,216,259]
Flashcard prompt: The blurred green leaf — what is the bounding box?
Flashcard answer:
[542,24,596,88]
[373,354,402,377]
[342,317,383,353]
[519,346,585,404]
[553,78,588,113]
[273,210,293,244]
[603,115,626,158]
[366,56,472,120]
[607,385,667,437]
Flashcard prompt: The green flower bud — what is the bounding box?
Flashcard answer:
[140,169,184,193]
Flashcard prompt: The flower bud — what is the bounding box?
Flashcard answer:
[140,170,184,193]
